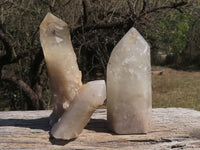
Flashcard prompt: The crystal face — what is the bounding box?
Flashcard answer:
[107,27,152,134]
[51,80,106,140]
[40,13,82,125]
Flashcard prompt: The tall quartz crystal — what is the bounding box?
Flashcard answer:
[107,27,152,134]
[40,13,82,125]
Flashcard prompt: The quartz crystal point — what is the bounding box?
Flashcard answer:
[40,13,82,125]
[51,80,106,140]
[40,13,107,140]
[107,27,152,134]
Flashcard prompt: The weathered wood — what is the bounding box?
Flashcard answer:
[0,108,200,149]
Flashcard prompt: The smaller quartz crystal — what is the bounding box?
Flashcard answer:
[51,80,106,140]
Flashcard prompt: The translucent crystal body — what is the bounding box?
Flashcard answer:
[40,13,82,125]
[40,13,106,140]
[107,27,152,134]
[51,80,106,140]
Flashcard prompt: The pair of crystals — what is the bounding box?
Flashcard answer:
[40,13,152,140]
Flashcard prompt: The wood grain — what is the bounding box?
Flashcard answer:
[0,108,200,149]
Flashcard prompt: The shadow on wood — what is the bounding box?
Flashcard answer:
[49,133,76,146]
[85,118,109,133]
[0,117,50,131]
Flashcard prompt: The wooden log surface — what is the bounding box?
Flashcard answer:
[0,108,200,149]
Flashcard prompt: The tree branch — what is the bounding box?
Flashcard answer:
[82,0,89,25]
[71,17,132,35]
[30,47,44,87]
[0,23,41,66]
[0,27,14,64]
[1,75,43,109]
[139,1,188,18]
[126,0,137,18]
[40,0,54,12]
[71,1,188,34]
[63,0,73,7]
[0,0,9,7]
[140,0,146,14]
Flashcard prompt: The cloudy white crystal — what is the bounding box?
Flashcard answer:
[51,80,106,140]
[107,27,152,134]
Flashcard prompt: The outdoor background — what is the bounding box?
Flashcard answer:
[0,0,199,111]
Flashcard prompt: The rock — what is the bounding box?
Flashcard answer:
[107,27,152,134]
[40,13,83,125]
[51,80,106,140]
